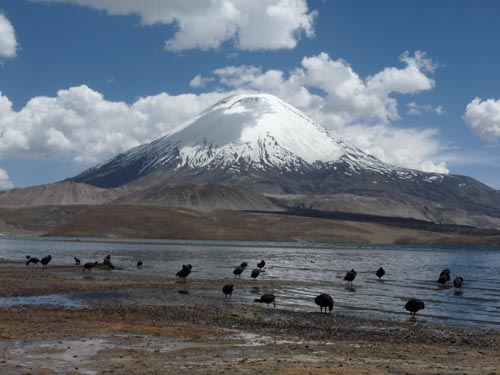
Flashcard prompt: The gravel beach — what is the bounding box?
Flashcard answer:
[0,261,498,374]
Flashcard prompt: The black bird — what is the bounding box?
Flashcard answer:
[83,261,98,272]
[102,254,115,270]
[40,255,52,268]
[453,276,464,290]
[344,269,357,286]
[376,267,385,280]
[222,284,234,299]
[26,257,40,266]
[405,298,425,318]
[233,265,246,278]
[257,260,266,270]
[438,268,451,285]
[254,293,276,308]
[137,260,143,268]
[251,268,261,281]
[314,293,334,314]
[74,257,81,265]
[240,262,248,268]
[176,264,192,281]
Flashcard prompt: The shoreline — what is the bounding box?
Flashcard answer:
[0,262,499,374]
[2,234,500,252]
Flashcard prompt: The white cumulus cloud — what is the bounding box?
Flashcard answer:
[464,98,500,142]
[0,167,13,189]
[210,51,436,127]
[0,13,17,59]
[0,86,231,164]
[35,0,317,51]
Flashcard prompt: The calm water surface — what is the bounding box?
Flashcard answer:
[1,237,499,328]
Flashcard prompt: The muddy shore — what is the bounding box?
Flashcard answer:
[0,262,498,374]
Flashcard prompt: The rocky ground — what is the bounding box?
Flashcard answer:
[0,262,499,374]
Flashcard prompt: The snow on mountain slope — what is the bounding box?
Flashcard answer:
[73,93,405,184]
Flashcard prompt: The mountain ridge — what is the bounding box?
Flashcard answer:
[66,93,500,226]
[71,93,425,188]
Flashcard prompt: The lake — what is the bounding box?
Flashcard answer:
[1,237,499,328]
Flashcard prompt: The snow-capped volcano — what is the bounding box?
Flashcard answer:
[170,93,346,169]
[70,93,500,221]
[72,93,399,186]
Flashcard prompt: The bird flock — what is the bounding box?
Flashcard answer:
[22,252,465,320]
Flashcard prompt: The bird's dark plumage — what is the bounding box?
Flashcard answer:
[315,293,334,313]
[344,269,357,286]
[26,255,31,259]
[240,262,248,268]
[257,260,265,269]
[83,261,98,272]
[251,268,261,281]
[405,298,425,318]
[137,260,143,268]
[438,269,451,284]
[453,276,463,289]
[74,257,81,265]
[40,255,52,267]
[26,257,39,266]
[176,264,192,280]
[376,267,385,280]
[233,265,245,278]
[254,293,276,307]
[102,254,116,270]
[222,284,234,299]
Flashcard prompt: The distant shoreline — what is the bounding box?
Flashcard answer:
[2,235,500,252]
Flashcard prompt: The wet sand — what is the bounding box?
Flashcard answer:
[0,262,499,374]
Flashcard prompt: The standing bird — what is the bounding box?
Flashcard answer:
[405,298,425,318]
[40,255,52,268]
[176,264,192,281]
[254,294,276,308]
[103,254,111,265]
[314,293,334,314]
[74,257,81,265]
[438,269,451,285]
[26,257,40,266]
[233,265,246,278]
[83,261,98,272]
[344,269,357,287]
[222,284,234,299]
[251,268,261,281]
[453,276,464,290]
[376,267,385,280]
[136,260,143,268]
[257,260,266,270]
[103,254,115,270]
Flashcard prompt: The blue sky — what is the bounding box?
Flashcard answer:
[0,0,499,188]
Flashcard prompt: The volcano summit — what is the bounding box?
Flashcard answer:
[72,93,375,189]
